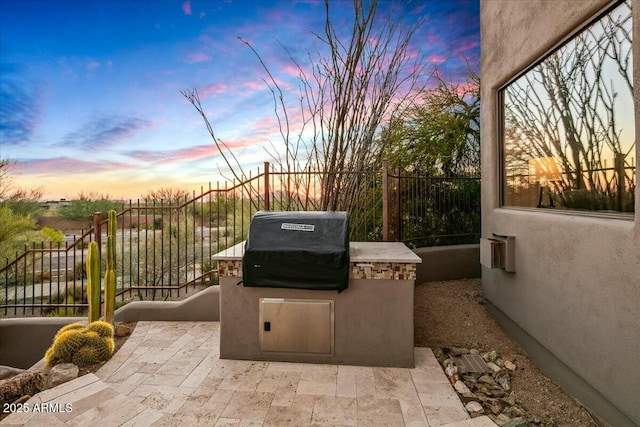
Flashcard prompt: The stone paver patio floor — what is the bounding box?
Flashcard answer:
[3,321,497,426]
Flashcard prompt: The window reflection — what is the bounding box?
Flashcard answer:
[501,0,635,214]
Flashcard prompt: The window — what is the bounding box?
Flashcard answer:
[500,0,634,215]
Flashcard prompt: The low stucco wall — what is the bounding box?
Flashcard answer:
[114,286,220,322]
[0,317,86,369]
[414,244,480,284]
[0,286,220,370]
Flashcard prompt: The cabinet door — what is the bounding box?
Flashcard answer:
[259,298,334,355]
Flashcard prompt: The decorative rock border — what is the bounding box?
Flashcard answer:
[433,346,540,426]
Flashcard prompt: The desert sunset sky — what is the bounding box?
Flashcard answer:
[0,0,480,200]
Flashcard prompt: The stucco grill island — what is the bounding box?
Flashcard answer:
[213,211,421,368]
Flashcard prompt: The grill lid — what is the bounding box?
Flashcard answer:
[242,211,349,291]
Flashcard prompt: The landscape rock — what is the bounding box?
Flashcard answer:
[502,406,525,418]
[496,375,511,391]
[488,402,502,415]
[45,363,79,389]
[478,374,495,386]
[495,413,511,423]
[0,370,45,407]
[501,417,528,427]
[486,361,502,373]
[438,347,539,426]
[453,380,471,395]
[465,400,485,417]
[448,346,462,357]
[115,324,132,337]
[0,366,25,381]
[445,364,458,378]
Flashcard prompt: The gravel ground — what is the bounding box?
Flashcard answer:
[414,278,607,426]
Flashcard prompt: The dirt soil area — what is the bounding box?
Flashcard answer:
[415,278,606,426]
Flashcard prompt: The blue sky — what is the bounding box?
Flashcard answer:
[0,0,479,200]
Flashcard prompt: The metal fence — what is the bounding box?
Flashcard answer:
[1,163,480,317]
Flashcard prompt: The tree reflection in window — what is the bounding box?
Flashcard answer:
[501,0,634,214]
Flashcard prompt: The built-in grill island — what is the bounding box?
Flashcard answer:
[213,211,422,368]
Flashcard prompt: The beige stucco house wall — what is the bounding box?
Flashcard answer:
[480,1,640,426]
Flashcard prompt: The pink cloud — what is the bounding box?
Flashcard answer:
[428,54,447,64]
[455,81,479,97]
[280,65,300,78]
[244,81,264,90]
[188,52,210,63]
[86,60,100,70]
[128,141,258,166]
[13,157,134,176]
[129,145,217,164]
[454,40,480,55]
[199,82,228,99]
[182,1,192,15]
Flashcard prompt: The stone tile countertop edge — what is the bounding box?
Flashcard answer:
[212,241,422,264]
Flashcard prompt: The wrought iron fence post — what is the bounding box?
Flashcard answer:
[615,153,625,212]
[264,161,270,211]
[93,212,102,251]
[382,159,389,241]
[395,167,401,242]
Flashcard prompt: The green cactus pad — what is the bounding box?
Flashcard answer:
[54,322,86,339]
[87,321,115,338]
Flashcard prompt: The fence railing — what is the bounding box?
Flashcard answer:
[1,162,480,317]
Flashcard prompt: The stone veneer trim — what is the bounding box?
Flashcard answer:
[217,260,416,280]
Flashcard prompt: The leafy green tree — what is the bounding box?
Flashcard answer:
[141,187,190,206]
[0,206,36,261]
[0,159,44,263]
[373,71,481,246]
[40,226,65,244]
[57,192,122,222]
[378,70,480,175]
